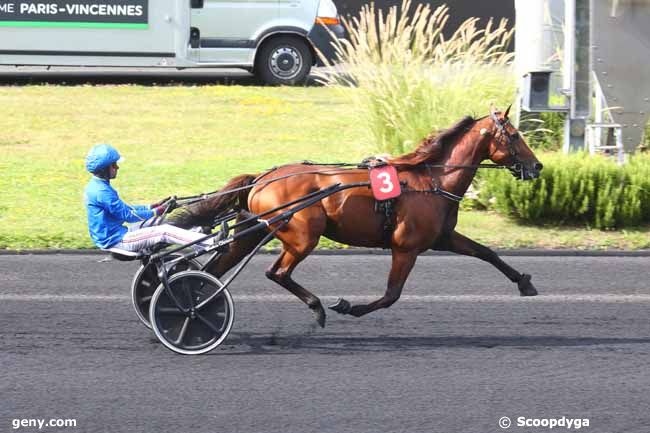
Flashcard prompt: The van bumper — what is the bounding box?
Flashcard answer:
[308,23,345,66]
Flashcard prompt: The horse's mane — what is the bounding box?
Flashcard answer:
[388,116,476,167]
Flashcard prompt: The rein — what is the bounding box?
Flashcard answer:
[160,158,508,215]
[424,162,516,170]
[167,160,506,208]
[302,159,517,171]
[159,165,368,214]
[174,167,361,203]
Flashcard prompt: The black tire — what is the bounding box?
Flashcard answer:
[255,36,313,86]
[150,271,235,355]
[131,254,201,329]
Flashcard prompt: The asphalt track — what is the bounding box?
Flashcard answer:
[1,253,650,433]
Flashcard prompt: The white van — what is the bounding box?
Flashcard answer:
[0,0,344,85]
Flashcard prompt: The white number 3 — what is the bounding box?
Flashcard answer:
[377,172,394,193]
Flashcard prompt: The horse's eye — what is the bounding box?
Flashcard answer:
[510,132,519,140]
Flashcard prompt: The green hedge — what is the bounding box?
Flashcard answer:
[519,112,564,152]
[478,153,650,229]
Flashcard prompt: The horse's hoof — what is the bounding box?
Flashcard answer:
[310,303,327,328]
[328,298,352,315]
[518,274,538,296]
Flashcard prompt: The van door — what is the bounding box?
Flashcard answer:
[191,0,278,52]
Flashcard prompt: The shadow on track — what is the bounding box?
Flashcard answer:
[214,333,650,355]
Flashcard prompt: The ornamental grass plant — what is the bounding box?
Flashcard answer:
[479,153,650,230]
[315,0,515,154]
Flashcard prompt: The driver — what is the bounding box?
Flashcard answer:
[83,144,214,253]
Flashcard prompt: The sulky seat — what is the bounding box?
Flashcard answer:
[102,244,168,261]
[102,247,146,262]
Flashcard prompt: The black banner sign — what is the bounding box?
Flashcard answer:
[0,0,149,28]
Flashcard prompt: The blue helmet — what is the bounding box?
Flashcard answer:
[85,144,122,173]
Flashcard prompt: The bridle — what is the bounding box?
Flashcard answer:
[415,111,528,201]
[488,109,525,175]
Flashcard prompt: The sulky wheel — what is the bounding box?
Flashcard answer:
[131,254,201,329]
[149,270,235,355]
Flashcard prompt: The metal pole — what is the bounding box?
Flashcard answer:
[563,0,592,153]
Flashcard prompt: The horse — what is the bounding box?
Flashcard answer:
[167,107,543,327]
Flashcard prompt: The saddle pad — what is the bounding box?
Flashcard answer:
[369,165,401,200]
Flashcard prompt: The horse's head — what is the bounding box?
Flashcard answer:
[478,106,543,180]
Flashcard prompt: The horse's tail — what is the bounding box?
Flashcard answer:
[166,173,257,229]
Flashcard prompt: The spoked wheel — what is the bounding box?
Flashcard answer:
[131,254,201,329]
[149,270,235,355]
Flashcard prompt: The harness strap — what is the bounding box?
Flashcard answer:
[402,186,464,203]
[432,187,464,202]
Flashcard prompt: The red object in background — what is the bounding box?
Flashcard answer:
[369,165,402,200]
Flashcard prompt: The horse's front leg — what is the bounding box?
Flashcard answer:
[436,230,538,296]
[329,249,418,317]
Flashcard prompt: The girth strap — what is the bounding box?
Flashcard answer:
[374,199,396,249]
[431,187,464,202]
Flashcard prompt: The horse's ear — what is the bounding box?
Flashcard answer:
[489,104,499,123]
[504,104,512,118]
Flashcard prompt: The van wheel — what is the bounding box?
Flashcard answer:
[255,36,313,85]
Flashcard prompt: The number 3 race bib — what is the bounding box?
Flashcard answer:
[369,166,401,201]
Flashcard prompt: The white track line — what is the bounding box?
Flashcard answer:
[1,294,650,303]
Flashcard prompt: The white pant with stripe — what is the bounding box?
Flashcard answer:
[111,222,211,252]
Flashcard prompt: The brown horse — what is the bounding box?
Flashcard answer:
[168,108,543,327]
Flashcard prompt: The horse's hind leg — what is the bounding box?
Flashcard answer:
[436,230,537,296]
[205,211,327,326]
[266,244,326,327]
[330,249,418,317]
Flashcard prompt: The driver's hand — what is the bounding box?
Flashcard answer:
[150,196,171,208]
